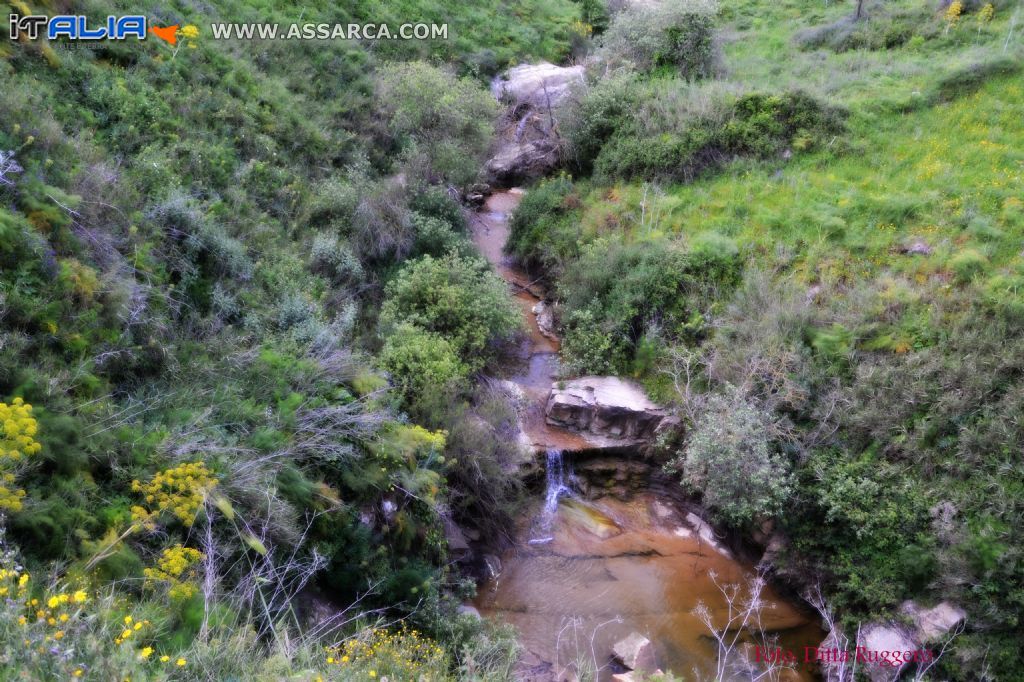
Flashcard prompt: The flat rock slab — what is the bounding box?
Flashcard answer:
[858,623,918,682]
[546,376,678,443]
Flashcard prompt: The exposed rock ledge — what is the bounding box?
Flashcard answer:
[484,62,584,185]
[545,376,679,445]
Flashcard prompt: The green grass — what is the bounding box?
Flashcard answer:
[511,0,1024,675]
[582,75,1024,288]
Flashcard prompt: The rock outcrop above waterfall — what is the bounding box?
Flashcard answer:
[545,376,679,446]
[484,63,583,185]
[490,62,585,108]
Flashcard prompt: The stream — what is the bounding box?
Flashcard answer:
[469,190,824,681]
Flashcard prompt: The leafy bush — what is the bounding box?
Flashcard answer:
[380,253,520,371]
[506,174,582,276]
[787,449,936,612]
[379,324,468,403]
[575,88,844,181]
[949,248,990,282]
[310,232,365,287]
[410,212,473,259]
[376,62,498,185]
[670,393,792,527]
[599,0,719,77]
[558,236,742,374]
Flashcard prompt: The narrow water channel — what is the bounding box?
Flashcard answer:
[470,190,824,681]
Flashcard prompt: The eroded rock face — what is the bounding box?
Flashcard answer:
[484,63,584,185]
[545,376,678,443]
[491,62,585,108]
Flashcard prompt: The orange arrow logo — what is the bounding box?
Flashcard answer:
[149,24,179,45]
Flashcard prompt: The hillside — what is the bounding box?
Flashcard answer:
[1,0,1023,679]
[508,0,1024,678]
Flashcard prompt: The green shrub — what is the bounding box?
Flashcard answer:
[950,248,990,282]
[585,90,843,181]
[506,175,582,276]
[310,232,365,286]
[670,393,792,527]
[788,450,936,612]
[599,0,718,77]
[795,4,938,52]
[376,62,498,185]
[380,253,520,370]
[379,324,468,402]
[562,74,639,175]
[410,212,473,259]
[558,236,742,374]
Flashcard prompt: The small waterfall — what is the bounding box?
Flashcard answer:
[529,449,572,545]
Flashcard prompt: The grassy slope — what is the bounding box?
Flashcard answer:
[0,0,577,677]
[525,0,1024,676]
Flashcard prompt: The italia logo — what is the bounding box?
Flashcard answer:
[7,14,183,44]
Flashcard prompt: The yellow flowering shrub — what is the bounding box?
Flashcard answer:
[944,0,963,30]
[130,461,217,527]
[177,24,199,49]
[143,545,204,601]
[320,626,449,681]
[0,398,42,512]
[0,535,172,680]
[977,2,995,26]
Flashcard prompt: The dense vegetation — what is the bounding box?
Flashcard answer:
[3,0,1023,677]
[505,0,1024,676]
[0,0,588,676]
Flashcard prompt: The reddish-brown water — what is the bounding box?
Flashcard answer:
[470,191,824,681]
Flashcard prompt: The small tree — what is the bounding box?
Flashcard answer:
[671,391,792,527]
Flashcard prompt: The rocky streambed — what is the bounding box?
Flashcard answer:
[469,188,824,681]
[462,62,969,682]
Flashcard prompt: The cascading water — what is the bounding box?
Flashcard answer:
[529,448,573,545]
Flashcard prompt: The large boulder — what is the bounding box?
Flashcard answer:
[546,376,678,443]
[611,632,658,673]
[491,62,585,108]
[484,137,560,186]
[857,623,918,682]
[484,62,584,185]
[900,600,967,643]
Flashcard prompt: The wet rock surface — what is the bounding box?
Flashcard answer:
[490,62,585,108]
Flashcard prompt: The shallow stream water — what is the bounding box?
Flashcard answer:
[469,191,823,681]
